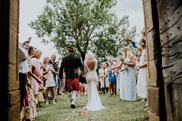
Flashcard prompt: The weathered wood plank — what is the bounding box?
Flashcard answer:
[158,0,182,121]
[158,0,182,36]
[165,84,182,121]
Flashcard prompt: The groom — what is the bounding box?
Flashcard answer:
[59,47,83,108]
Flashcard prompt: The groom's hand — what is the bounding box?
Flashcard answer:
[59,79,62,82]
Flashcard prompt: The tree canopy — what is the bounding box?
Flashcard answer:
[30,0,136,61]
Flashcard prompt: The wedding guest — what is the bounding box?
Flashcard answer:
[122,48,137,101]
[111,51,125,100]
[24,46,38,120]
[32,49,43,107]
[49,55,59,94]
[99,63,109,94]
[43,57,57,104]
[108,60,116,96]
[116,52,123,93]
[19,42,29,114]
[137,40,148,101]
[105,63,109,93]
[126,27,146,49]
[57,61,64,95]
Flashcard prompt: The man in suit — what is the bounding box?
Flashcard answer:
[59,47,83,108]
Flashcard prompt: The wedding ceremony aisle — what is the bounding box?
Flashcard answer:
[36,94,148,121]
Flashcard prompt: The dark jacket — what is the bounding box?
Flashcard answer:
[49,60,58,79]
[49,60,58,71]
[59,54,83,79]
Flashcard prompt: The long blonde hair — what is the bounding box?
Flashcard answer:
[34,49,42,58]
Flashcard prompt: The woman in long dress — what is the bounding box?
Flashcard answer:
[122,48,137,101]
[84,52,105,111]
[137,42,147,101]
[111,52,125,100]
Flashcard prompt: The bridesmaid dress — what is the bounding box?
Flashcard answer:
[122,58,137,101]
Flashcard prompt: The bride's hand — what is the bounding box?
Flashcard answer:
[82,74,86,79]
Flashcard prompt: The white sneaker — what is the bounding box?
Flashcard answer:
[144,108,149,112]
[145,103,148,107]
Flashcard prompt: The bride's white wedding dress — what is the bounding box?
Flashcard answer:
[85,59,105,111]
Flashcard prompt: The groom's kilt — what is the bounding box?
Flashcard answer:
[65,78,80,92]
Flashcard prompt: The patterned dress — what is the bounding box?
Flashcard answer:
[21,56,37,120]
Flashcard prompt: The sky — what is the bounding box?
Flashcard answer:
[19,0,144,61]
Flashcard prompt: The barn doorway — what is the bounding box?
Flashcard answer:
[0,0,182,121]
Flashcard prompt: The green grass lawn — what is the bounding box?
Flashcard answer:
[36,93,148,121]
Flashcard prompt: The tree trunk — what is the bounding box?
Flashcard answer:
[80,52,85,63]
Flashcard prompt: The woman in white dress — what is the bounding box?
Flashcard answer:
[43,57,57,104]
[99,63,109,94]
[137,42,147,101]
[84,52,105,111]
[32,49,43,104]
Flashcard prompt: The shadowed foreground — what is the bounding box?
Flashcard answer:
[36,93,148,121]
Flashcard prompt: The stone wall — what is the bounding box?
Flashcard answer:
[0,0,20,121]
[0,0,181,120]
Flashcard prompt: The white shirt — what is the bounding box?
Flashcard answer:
[19,44,29,74]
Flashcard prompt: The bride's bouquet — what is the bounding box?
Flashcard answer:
[123,65,128,71]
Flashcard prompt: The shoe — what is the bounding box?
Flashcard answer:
[144,108,149,112]
[71,104,76,109]
[145,103,148,107]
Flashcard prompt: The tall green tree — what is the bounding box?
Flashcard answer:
[30,0,136,61]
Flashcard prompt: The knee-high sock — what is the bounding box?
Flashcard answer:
[71,91,77,104]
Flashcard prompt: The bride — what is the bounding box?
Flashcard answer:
[84,52,105,111]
